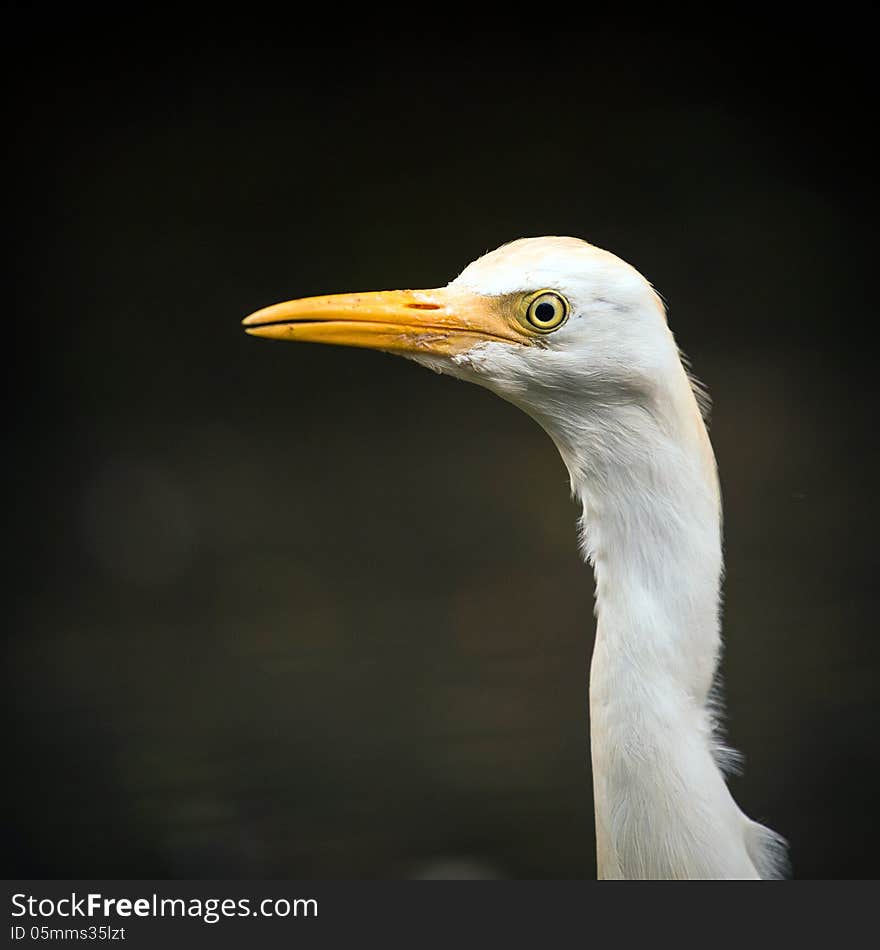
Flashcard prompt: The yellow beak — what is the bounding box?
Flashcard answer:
[242,287,525,357]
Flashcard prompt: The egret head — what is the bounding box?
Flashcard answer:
[243,237,695,464]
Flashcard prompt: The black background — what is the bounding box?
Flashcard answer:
[5,17,878,879]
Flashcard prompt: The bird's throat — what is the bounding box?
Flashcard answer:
[557,400,760,878]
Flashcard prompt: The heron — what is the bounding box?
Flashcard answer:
[243,236,788,880]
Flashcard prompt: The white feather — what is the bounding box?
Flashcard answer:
[414,236,787,879]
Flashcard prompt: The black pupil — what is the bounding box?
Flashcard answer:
[534,301,556,323]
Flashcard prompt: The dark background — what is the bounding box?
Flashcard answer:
[5,19,878,879]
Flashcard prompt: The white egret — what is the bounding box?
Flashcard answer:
[243,236,787,880]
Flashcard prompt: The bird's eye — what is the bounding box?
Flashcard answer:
[525,291,569,333]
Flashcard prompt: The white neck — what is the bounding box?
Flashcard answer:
[538,366,776,879]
